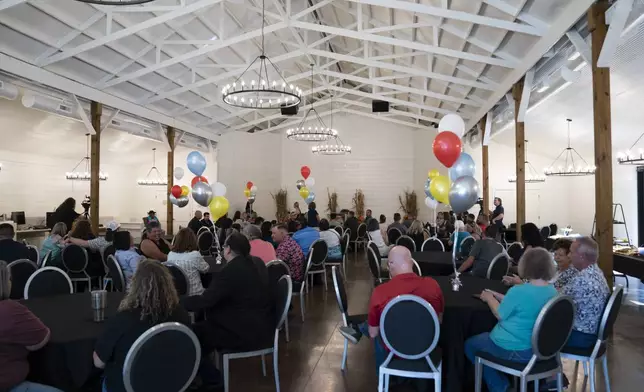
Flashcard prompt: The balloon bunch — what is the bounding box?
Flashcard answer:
[297,166,316,204]
[244,181,258,208]
[425,113,480,214]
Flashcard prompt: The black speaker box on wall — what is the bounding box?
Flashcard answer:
[372,100,390,113]
[281,105,298,115]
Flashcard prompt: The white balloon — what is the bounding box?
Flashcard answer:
[213,182,227,196]
[250,185,258,192]
[439,113,466,138]
[174,167,185,180]
[425,197,438,209]
[305,177,315,187]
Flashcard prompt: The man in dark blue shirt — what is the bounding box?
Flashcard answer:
[491,197,504,227]
[0,224,29,263]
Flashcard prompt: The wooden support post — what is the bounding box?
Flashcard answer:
[513,78,525,242]
[480,116,489,219]
[590,0,614,283]
[90,101,102,233]
[166,127,176,236]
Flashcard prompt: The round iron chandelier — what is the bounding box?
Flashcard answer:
[74,0,155,5]
[221,0,301,109]
[617,133,644,165]
[544,119,595,176]
[311,95,351,155]
[508,141,545,183]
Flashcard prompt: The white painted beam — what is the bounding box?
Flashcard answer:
[565,30,592,65]
[292,0,335,20]
[598,0,634,67]
[71,94,96,135]
[35,12,104,65]
[517,69,533,122]
[483,112,492,145]
[100,109,120,132]
[40,0,223,66]
[481,0,550,34]
[364,22,435,34]
[0,0,24,12]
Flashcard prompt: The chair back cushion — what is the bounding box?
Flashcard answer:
[275,275,292,330]
[166,265,189,296]
[331,266,348,314]
[367,241,381,263]
[460,237,475,257]
[540,227,550,240]
[266,260,290,283]
[24,267,72,299]
[40,251,52,268]
[7,259,37,299]
[357,223,367,238]
[106,255,126,292]
[340,234,350,256]
[396,235,416,253]
[62,245,88,273]
[380,295,440,360]
[507,243,523,263]
[366,246,382,281]
[421,238,444,252]
[26,245,39,264]
[334,226,343,236]
[598,286,624,341]
[309,240,328,266]
[124,322,200,392]
[487,254,509,280]
[387,228,402,245]
[533,296,575,359]
[103,245,116,264]
[198,231,214,253]
[549,224,558,236]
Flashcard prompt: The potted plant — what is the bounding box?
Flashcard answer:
[327,189,338,215]
[352,189,365,220]
[399,189,419,219]
[271,188,289,222]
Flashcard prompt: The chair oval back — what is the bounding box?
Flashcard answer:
[540,226,551,240]
[459,236,475,257]
[275,275,293,331]
[411,258,422,276]
[106,255,126,292]
[598,286,624,341]
[366,245,383,282]
[40,251,52,268]
[341,233,351,256]
[62,245,88,273]
[198,231,214,253]
[387,228,402,245]
[266,260,290,285]
[102,244,116,275]
[396,235,416,253]
[26,245,39,264]
[166,264,189,296]
[309,240,328,267]
[487,253,510,280]
[331,266,348,316]
[367,241,381,264]
[506,242,523,263]
[344,228,351,239]
[7,259,38,299]
[532,295,575,359]
[197,226,210,236]
[23,267,73,299]
[357,223,367,239]
[334,226,344,236]
[123,322,200,392]
[421,238,445,252]
[380,295,440,360]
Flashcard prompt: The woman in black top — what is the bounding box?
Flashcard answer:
[140,221,171,261]
[513,222,545,262]
[93,260,190,392]
[307,202,319,227]
[52,198,79,235]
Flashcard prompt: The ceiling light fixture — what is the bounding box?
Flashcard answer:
[617,130,644,165]
[544,119,595,176]
[287,65,337,142]
[312,95,351,155]
[508,141,546,183]
[73,0,154,5]
[221,0,301,109]
[138,148,167,186]
[66,134,108,181]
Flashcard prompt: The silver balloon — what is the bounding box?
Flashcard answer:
[176,196,189,208]
[448,152,475,181]
[296,179,305,190]
[305,192,316,204]
[247,196,255,204]
[174,167,184,181]
[448,176,480,213]
[192,181,213,207]
[169,194,178,205]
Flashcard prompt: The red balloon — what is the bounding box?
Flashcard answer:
[171,185,182,198]
[433,131,462,168]
[301,166,311,180]
[191,176,208,188]
[246,181,253,190]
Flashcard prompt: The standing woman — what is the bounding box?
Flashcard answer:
[307,202,320,228]
[140,221,171,261]
[52,198,79,235]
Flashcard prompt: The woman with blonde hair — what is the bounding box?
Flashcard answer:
[407,220,426,251]
[93,260,190,392]
[40,222,67,266]
[167,228,210,295]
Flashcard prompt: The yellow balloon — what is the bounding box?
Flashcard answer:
[209,196,230,221]
[429,175,450,204]
[428,169,440,180]
[299,187,310,199]
[180,185,190,197]
[243,189,251,197]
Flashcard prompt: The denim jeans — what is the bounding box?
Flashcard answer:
[356,322,387,375]
[564,329,596,349]
[465,332,533,392]
[9,382,63,392]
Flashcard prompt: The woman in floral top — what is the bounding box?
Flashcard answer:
[272,224,304,282]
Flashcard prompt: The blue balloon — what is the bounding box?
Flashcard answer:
[448,152,475,181]
[424,178,434,199]
[187,151,207,176]
[305,192,316,204]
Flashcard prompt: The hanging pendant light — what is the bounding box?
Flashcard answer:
[287,65,337,142]
[221,0,301,109]
[65,134,108,181]
[544,119,595,176]
[312,94,351,155]
[137,148,167,186]
[508,140,545,183]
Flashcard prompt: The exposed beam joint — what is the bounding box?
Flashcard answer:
[100,109,120,132]
[483,112,493,145]
[598,0,634,67]
[566,30,592,64]
[71,94,96,135]
[517,68,534,122]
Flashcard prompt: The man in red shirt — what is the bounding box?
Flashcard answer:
[339,246,444,371]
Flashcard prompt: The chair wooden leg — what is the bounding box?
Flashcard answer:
[475,358,482,392]
[273,346,281,392]
[223,355,230,392]
[341,339,348,371]
[602,356,611,392]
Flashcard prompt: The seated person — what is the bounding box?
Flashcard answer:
[0,223,30,263]
[407,220,426,251]
[40,222,67,266]
[143,210,158,227]
[367,218,391,258]
[318,219,342,260]
[477,214,489,233]
[386,213,407,235]
[338,246,444,374]
[465,248,557,392]
[243,224,276,264]
[93,261,190,392]
[343,211,360,241]
[449,220,472,254]
[69,218,95,241]
[166,228,210,296]
[140,221,171,261]
[67,220,120,254]
[504,239,576,290]
[200,212,214,229]
[378,215,388,244]
[329,213,343,228]
[113,231,144,289]
[188,211,203,234]
[465,214,482,239]
[292,221,320,258]
[260,221,276,248]
[272,224,304,283]
[182,233,273,389]
[457,225,503,278]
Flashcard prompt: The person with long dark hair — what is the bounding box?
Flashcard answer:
[182,232,273,389]
[52,198,79,235]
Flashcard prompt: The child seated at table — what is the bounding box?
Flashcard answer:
[166,228,210,296]
[113,231,144,290]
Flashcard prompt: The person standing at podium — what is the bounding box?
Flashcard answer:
[52,198,79,234]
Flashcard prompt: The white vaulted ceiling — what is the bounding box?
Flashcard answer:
[0,0,595,140]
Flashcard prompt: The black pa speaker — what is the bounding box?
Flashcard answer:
[281,105,298,116]
[372,100,389,113]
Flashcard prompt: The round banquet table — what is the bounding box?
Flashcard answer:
[433,275,509,392]
[21,292,124,391]
[412,251,463,276]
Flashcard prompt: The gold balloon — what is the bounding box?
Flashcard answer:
[429,175,450,204]
[243,188,251,197]
[209,196,230,221]
[428,169,440,180]
[299,187,310,199]
[180,185,190,197]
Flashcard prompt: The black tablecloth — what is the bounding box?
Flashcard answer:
[614,253,644,281]
[434,275,508,392]
[22,292,124,391]
[412,251,462,276]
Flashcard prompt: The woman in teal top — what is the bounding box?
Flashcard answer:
[449,220,471,253]
[465,248,557,392]
[39,222,67,267]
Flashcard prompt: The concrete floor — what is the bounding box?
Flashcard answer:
[224,254,644,392]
